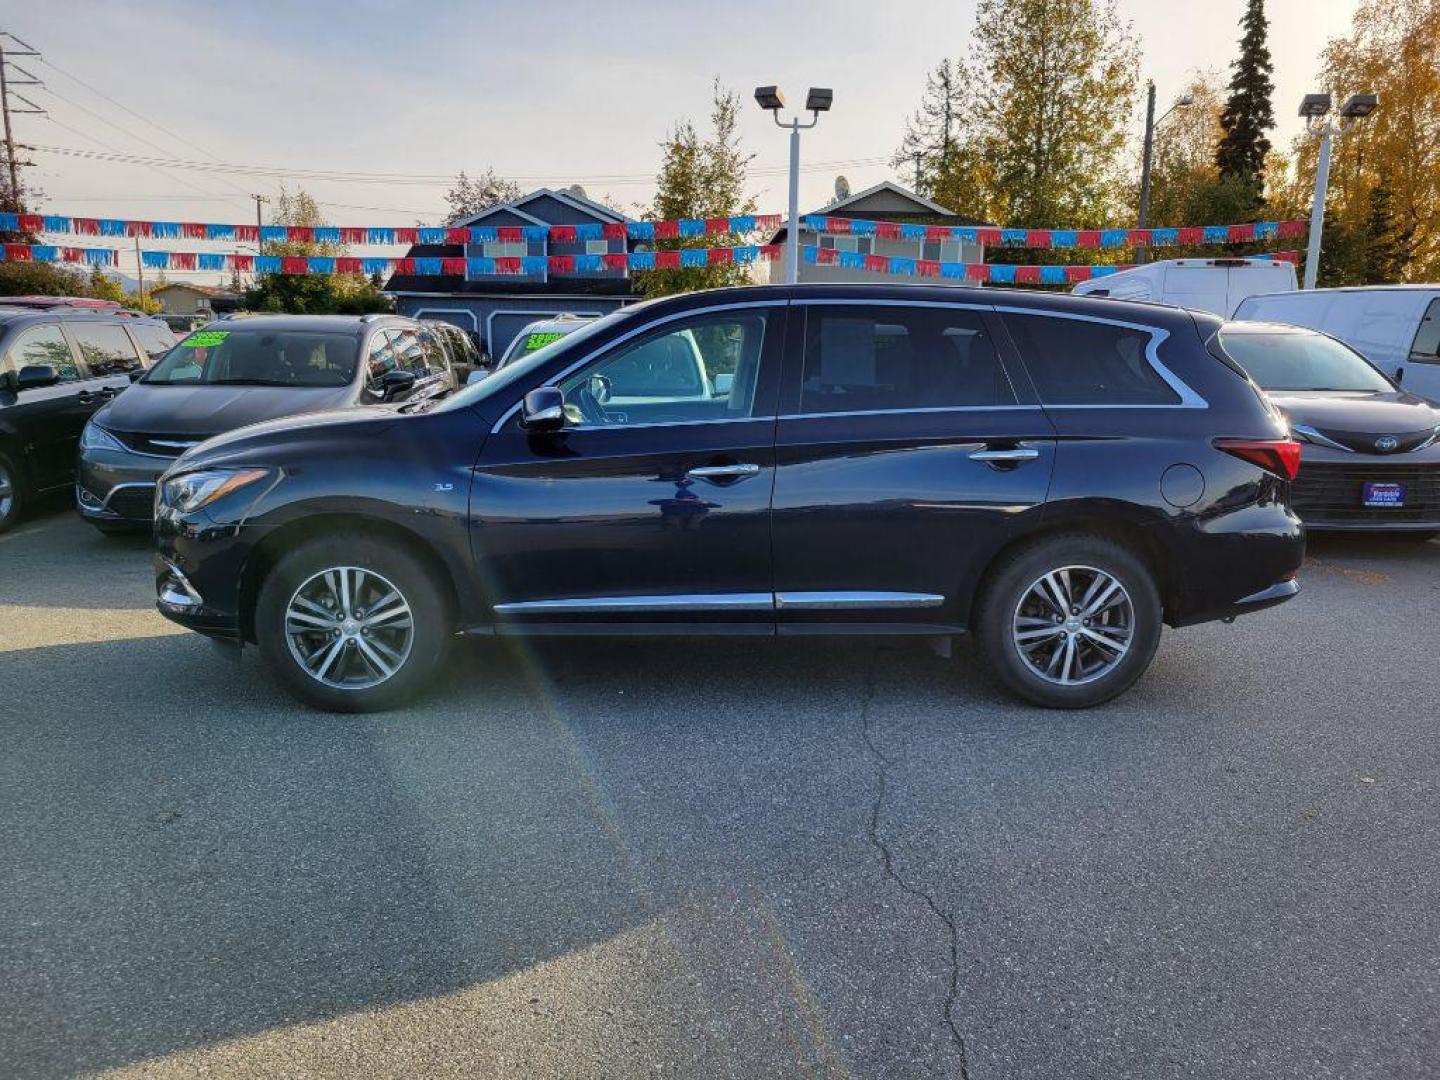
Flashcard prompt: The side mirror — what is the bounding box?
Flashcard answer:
[129,369,145,383]
[521,386,566,433]
[713,372,735,396]
[1394,366,1405,384]
[16,364,60,391]
[379,369,418,398]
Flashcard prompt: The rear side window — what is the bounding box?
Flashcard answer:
[4,323,80,381]
[1002,314,1179,406]
[69,321,144,376]
[800,306,1013,414]
[130,322,177,362]
[1410,299,1440,364]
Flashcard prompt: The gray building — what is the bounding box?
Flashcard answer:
[766,180,991,285]
[385,187,644,361]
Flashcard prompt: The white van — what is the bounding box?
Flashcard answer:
[1233,286,1440,402]
[1071,257,1298,317]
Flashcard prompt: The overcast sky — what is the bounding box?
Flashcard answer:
[9,0,1358,279]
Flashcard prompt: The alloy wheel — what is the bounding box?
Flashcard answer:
[0,462,14,524]
[1012,565,1135,686]
[284,566,414,690]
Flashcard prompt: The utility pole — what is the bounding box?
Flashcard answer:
[0,32,44,213]
[1136,82,1157,265]
[134,235,143,300]
[251,193,268,243]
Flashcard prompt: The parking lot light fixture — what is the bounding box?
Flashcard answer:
[755,84,833,285]
[1301,90,1379,289]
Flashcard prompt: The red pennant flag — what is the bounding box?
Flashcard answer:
[976,228,1003,246]
[708,247,734,265]
[127,220,152,237]
[4,243,32,261]
[1228,223,1256,242]
[496,226,523,243]
[824,217,850,234]
[442,227,467,245]
[548,255,576,274]
[18,214,43,233]
[336,257,362,274]
[864,253,889,273]
[916,259,941,277]
[1076,231,1101,249]
[705,217,730,235]
[1015,266,1041,284]
[1064,265,1093,282]
[816,246,840,265]
[602,252,628,271]
[393,258,415,274]
[1277,220,1307,238]
[285,227,312,244]
[602,222,627,240]
[494,256,522,274]
[236,225,259,243]
[1272,250,1300,264]
[341,228,367,245]
[875,221,902,240]
[394,228,418,245]
[181,223,206,239]
[654,220,680,240]
[231,254,255,271]
[759,244,783,261]
[655,250,681,269]
[924,226,951,241]
[755,214,783,232]
[1127,229,1152,247]
[72,218,100,236]
[278,255,304,274]
[1177,226,1204,245]
[549,225,577,244]
[441,257,466,275]
[967,264,991,282]
[1025,230,1052,248]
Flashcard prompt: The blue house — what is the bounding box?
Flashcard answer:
[385,186,644,361]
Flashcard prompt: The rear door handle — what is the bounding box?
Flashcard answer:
[687,463,762,480]
[969,447,1040,464]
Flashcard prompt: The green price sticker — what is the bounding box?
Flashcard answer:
[180,331,229,348]
[523,331,566,353]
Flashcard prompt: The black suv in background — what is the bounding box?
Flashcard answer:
[154,284,1305,712]
[0,303,174,532]
[77,314,458,533]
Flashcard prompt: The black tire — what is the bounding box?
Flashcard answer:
[254,535,453,712]
[973,533,1163,709]
[0,450,25,535]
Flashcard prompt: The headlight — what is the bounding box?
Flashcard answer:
[161,468,271,514]
[79,420,127,453]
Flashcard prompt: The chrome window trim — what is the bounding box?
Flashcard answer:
[991,305,1209,410]
[490,300,789,434]
[494,593,774,614]
[565,415,775,432]
[1291,423,1353,452]
[775,591,945,610]
[789,298,995,313]
[779,405,1041,421]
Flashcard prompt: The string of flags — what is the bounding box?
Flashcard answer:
[4,209,1307,250]
[803,216,1309,249]
[1,211,784,246]
[804,245,1300,282]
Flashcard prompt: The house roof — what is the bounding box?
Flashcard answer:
[454,187,633,229]
[768,178,993,243]
[826,180,956,218]
[151,283,239,299]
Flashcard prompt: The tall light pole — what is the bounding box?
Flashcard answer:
[1300,91,1378,290]
[755,85,833,285]
[1135,81,1193,263]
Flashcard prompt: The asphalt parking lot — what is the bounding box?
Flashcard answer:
[2,496,1438,1080]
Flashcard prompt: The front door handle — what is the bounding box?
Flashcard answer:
[687,463,762,480]
[969,447,1040,464]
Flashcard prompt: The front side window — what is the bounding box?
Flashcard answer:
[1003,314,1180,406]
[385,328,426,373]
[416,330,447,371]
[800,306,1013,414]
[1409,299,1440,364]
[69,322,144,376]
[5,323,80,382]
[555,312,769,427]
[144,329,359,387]
[1219,329,1394,392]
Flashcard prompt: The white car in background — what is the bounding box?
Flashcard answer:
[1234,286,1440,402]
[1071,257,1297,317]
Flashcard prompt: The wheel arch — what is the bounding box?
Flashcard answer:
[239,512,460,643]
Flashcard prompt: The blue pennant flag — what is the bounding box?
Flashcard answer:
[100,219,127,237]
[1091,265,1119,278]
[728,215,756,233]
[260,226,288,244]
[516,256,544,275]
[889,256,917,275]
[1040,265,1068,285]
[256,256,282,274]
[1101,229,1129,248]
[1203,225,1228,244]
[575,223,603,242]
[414,258,442,276]
[206,224,235,241]
[678,219,705,238]
[417,228,446,245]
[1051,230,1078,248]
[951,227,977,244]
[198,253,226,271]
[1150,227,1178,246]
[627,222,655,241]
[150,222,181,239]
[680,248,707,267]
[141,251,170,269]
[43,216,71,233]
[520,226,547,242]
[802,216,827,232]
[940,261,968,279]
[838,250,865,270]
[629,250,656,270]
[989,264,1017,284]
[732,245,758,263]
[899,225,926,242]
[83,248,113,266]
[362,257,391,276]
[1000,229,1027,246]
[802,246,819,264]
[1254,221,1278,239]
[575,253,604,272]
[314,228,341,245]
[0,212,17,230]
[849,219,876,236]
[366,228,394,246]
[308,256,336,274]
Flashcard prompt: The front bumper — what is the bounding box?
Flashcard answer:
[75,446,175,525]
[1291,445,1440,530]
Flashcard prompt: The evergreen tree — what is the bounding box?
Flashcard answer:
[1363,184,1410,284]
[893,60,965,195]
[1215,0,1276,214]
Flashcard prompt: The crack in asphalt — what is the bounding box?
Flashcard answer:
[858,654,972,1080]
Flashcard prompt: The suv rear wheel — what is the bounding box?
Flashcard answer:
[974,533,1162,708]
[255,535,452,712]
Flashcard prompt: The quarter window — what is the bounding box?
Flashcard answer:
[555,312,770,427]
[800,306,1013,414]
[130,322,177,362]
[1409,299,1440,364]
[69,322,145,376]
[1002,313,1180,406]
[5,323,79,381]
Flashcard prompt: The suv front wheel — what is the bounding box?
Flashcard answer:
[255,535,452,712]
[974,534,1162,708]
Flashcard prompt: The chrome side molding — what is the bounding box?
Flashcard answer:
[493,590,947,615]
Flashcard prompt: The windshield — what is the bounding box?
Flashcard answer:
[438,309,631,412]
[142,328,360,388]
[1219,329,1395,393]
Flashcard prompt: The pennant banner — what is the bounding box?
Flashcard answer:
[135,244,787,276]
[0,243,118,266]
[800,246,1301,282]
[803,216,1309,249]
[5,211,784,247]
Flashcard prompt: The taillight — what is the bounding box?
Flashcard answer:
[1213,437,1302,480]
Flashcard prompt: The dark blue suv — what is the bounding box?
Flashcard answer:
[152,284,1305,712]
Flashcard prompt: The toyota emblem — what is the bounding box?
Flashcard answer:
[1375,435,1399,452]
